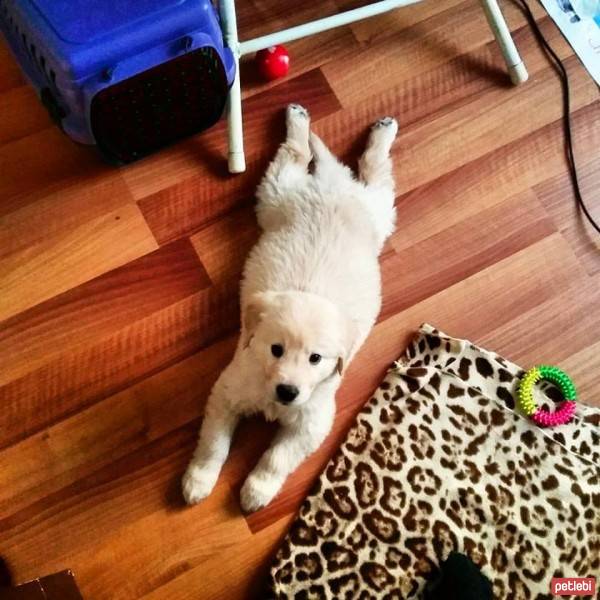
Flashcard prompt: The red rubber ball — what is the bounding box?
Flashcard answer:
[255,45,290,81]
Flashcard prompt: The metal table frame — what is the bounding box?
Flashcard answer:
[218,0,528,173]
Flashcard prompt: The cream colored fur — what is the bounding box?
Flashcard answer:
[183,104,398,512]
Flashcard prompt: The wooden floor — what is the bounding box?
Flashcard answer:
[1,0,599,598]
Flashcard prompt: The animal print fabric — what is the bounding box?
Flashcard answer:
[267,324,600,599]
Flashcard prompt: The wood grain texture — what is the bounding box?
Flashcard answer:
[0,2,599,599]
[0,239,210,386]
[0,203,158,322]
[323,0,546,106]
[0,84,52,146]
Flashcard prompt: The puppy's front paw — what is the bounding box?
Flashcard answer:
[182,464,218,505]
[240,473,281,513]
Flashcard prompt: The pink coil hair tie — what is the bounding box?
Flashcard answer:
[517,365,577,427]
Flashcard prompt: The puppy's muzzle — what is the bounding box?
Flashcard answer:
[276,384,299,404]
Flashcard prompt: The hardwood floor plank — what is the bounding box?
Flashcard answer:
[0,84,51,145]
[381,189,555,320]
[236,0,341,39]
[239,26,358,101]
[0,39,26,93]
[190,203,260,287]
[136,166,261,248]
[533,130,600,276]
[378,236,585,359]
[0,414,283,600]
[0,422,199,575]
[391,55,598,196]
[340,0,469,43]
[480,278,600,393]
[65,485,252,600]
[0,172,135,256]
[323,0,546,107]
[0,203,158,322]
[0,421,280,600]
[560,338,600,409]
[139,520,286,600]
[0,335,235,519]
[0,286,238,449]
[385,16,574,129]
[308,18,575,178]
[391,101,600,254]
[0,239,209,386]
[0,127,107,207]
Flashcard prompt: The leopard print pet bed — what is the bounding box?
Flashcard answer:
[267,324,600,600]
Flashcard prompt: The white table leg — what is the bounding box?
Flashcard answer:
[219,0,246,173]
[226,66,245,173]
[480,0,528,85]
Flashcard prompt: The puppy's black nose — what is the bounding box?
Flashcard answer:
[276,384,299,404]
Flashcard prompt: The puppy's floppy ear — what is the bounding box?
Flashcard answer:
[334,317,359,376]
[243,292,274,348]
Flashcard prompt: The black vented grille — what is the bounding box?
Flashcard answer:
[0,0,57,88]
[90,47,229,163]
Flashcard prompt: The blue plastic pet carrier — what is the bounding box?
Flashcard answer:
[0,0,235,163]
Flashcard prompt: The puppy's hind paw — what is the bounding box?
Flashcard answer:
[181,464,218,505]
[374,116,397,129]
[287,103,309,121]
[368,116,398,153]
[373,116,398,136]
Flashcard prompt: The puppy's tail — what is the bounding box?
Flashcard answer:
[309,133,352,180]
[309,133,334,162]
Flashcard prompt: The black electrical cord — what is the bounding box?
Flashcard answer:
[513,0,600,236]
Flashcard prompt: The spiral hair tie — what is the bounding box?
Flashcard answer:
[518,365,576,427]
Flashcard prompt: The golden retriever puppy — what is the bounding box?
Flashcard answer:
[183,104,398,512]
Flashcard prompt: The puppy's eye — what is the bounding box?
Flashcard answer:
[309,353,322,365]
[271,344,284,358]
